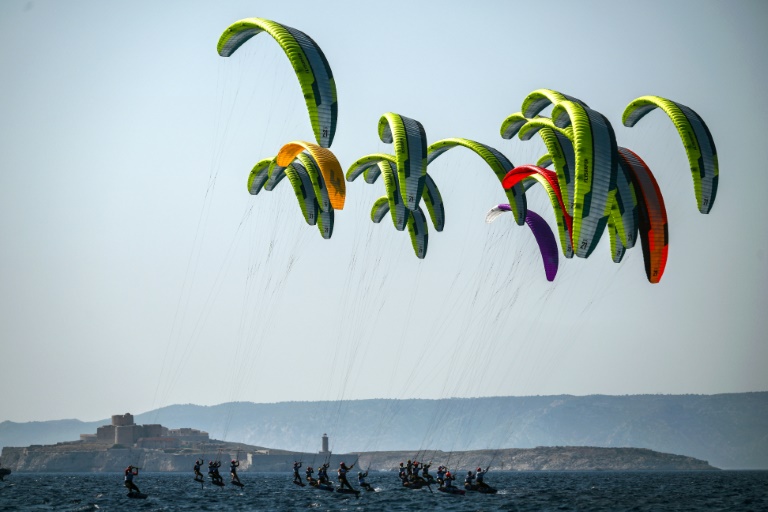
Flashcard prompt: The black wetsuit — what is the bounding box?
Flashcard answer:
[358,471,373,491]
[337,464,355,490]
[318,464,330,484]
[124,467,140,493]
[293,462,302,484]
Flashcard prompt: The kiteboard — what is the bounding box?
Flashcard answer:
[312,483,335,492]
[465,483,497,494]
[293,480,306,487]
[211,479,225,487]
[231,480,245,487]
[335,487,361,496]
[126,491,148,499]
[438,487,465,496]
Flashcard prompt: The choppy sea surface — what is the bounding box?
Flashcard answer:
[1,471,766,511]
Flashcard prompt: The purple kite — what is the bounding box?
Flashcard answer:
[486,205,559,281]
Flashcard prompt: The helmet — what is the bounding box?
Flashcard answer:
[446,471,452,477]
[340,462,346,467]
[358,472,362,476]
[232,460,236,463]
[468,471,472,475]
[127,465,133,469]
[477,467,482,472]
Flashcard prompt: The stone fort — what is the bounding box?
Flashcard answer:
[79,413,209,449]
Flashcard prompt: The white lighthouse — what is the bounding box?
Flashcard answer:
[320,433,331,456]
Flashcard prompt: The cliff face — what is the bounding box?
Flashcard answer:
[1,444,716,473]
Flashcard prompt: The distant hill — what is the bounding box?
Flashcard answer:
[0,419,105,449]
[2,393,766,469]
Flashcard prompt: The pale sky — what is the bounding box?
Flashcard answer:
[1,0,767,423]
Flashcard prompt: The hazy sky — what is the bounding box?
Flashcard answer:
[1,0,766,423]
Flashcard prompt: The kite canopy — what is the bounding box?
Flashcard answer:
[517,100,618,259]
[617,147,668,283]
[218,17,338,148]
[378,113,428,211]
[623,95,718,214]
[486,205,559,282]
[276,141,345,210]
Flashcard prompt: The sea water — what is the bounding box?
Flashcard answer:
[0,470,766,511]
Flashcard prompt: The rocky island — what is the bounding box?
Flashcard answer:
[0,412,717,472]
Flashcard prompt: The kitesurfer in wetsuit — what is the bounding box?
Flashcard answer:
[406,459,413,477]
[464,470,475,488]
[305,466,316,485]
[209,460,223,484]
[398,462,407,482]
[124,465,140,494]
[475,466,489,489]
[421,462,434,483]
[358,470,373,491]
[410,461,425,485]
[318,463,330,485]
[337,462,355,490]
[411,461,420,480]
[436,465,446,488]
[444,470,455,489]
[293,461,302,484]
[230,460,241,484]
[193,459,204,481]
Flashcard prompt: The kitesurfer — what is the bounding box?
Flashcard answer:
[406,459,413,477]
[398,462,406,482]
[464,470,475,487]
[230,460,241,484]
[475,466,489,489]
[193,459,204,481]
[358,470,373,491]
[337,461,355,490]
[318,463,330,484]
[124,465,140,494]
[421,461,434,483]
[209,460,223,484]
[436,465,446,487]
[293,461,303,484]
[305,465,316,485]
[444,470,455,489]
[409,461,426,485]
